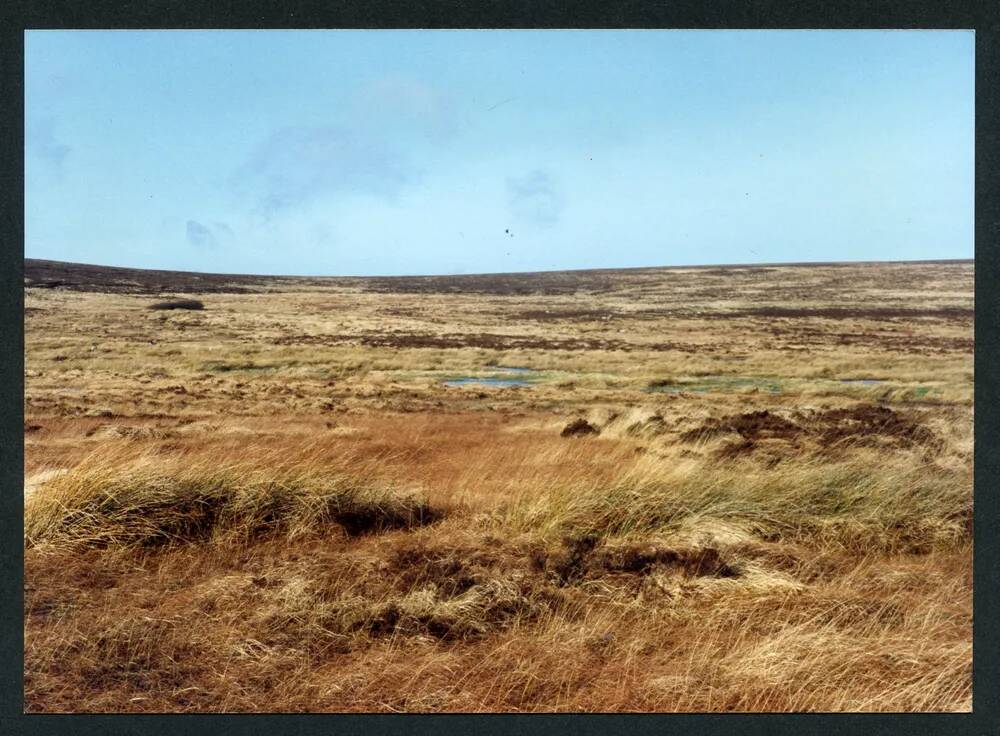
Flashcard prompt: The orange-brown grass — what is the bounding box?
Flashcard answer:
[24,260,973,712]
[24,421,971,712]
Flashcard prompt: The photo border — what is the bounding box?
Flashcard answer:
[2,2,996,734]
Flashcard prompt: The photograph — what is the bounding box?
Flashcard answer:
[23,29,973,712]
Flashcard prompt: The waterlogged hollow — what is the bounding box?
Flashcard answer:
[443,366,541,388]
[444,377,532,388]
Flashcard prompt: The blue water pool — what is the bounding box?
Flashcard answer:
[444,377,531,388]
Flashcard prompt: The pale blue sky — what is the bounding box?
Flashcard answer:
[25,30,974,276]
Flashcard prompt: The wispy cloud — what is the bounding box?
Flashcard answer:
[186,220,235,249]
[27,118,71,171]
[186,220,217,248]
[507,170,564,227]
[234,126,418,216]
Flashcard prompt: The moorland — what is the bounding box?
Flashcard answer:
[23,257,973,712]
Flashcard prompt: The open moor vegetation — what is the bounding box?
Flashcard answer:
[24,258,972,712]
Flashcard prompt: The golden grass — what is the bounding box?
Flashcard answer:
[504,449,971,552]
[23,426,972,712]
[25,443,442,550]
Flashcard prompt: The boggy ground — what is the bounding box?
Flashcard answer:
[23,259,973,712]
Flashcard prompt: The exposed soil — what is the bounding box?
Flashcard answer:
[681,410,801,442]
[758,325,974,353]
[362,272,618,296]
[334,500,445,537]
[682,405,937,454]
[626,414,670,438]
[271,331,696,353]
[561,418,600,437]
[715,438,763,460]
[514,309,623,322]
[742,306,973,321]
[532,535,739,586]
[148,299,205,311]
[813,405,938,448]
[230,533,746,644]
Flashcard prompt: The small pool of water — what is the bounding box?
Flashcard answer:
[444,377,531,388]
[442,365,542,388]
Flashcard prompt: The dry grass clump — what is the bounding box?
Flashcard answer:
[25,445,443,550]
[506,449,971,555]
[314,576,540,643]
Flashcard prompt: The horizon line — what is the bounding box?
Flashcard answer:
[23,256,975,282]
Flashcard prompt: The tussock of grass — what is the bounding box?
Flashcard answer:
[336,577,539,641]
[505,450,971,553]
[25,446,443,550]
